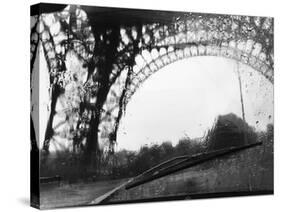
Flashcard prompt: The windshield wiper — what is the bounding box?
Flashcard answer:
[125,141,262,189]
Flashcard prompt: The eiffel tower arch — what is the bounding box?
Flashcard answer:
[85,7,274,155]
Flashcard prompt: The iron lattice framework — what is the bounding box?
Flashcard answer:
[30,4,273,164]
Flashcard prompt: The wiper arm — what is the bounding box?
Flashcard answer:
[125,141,262,190]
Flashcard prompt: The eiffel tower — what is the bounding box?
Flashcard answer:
[30,3,273,168]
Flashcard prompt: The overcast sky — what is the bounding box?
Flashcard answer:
[117,56,273,151]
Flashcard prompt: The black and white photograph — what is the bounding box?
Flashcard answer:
[30,2,273,209]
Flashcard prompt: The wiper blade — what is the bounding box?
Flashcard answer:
[125,141,262,190]
[136,155,191,180]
